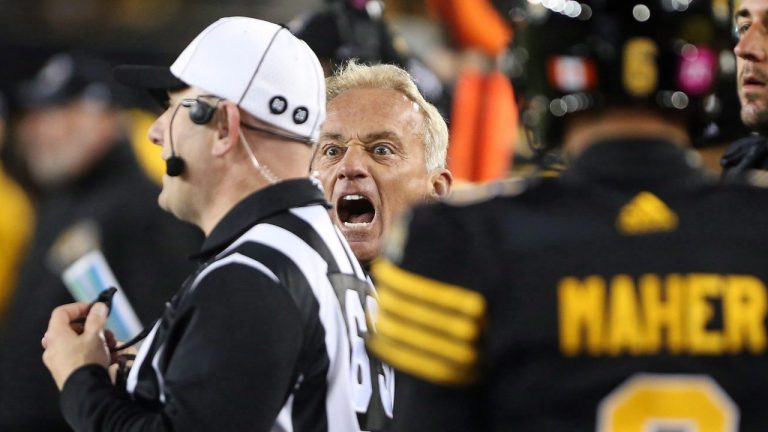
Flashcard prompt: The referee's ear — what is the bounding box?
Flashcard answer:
[212,101,241,157]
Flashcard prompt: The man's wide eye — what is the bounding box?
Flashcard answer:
[373,145,393,155]
[324,146,341,157]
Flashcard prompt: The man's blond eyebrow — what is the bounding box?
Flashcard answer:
[319,132,345,142]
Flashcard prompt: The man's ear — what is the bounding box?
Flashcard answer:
[212,102,241,157]
[429,168,453,200]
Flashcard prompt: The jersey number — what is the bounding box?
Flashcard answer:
[623,37,658,97]
[598,374,739,432]
[345,289,395,417]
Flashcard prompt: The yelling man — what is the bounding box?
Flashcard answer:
[313,61,452,267]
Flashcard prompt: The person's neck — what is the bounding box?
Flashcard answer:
[562,108,690,159]
[198,176,271,236]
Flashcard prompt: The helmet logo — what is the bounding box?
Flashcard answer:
[623,38,659,98]
[547,56,597,92]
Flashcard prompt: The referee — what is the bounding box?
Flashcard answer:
[40,17,382,431]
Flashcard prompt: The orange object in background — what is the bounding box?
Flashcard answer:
[448,69,517,182]
[474,70,517,182]
[427,0,512,57]
[447,68,484,181]
[428,0,516,182]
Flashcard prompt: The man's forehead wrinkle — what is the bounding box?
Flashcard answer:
[357,130,403,144]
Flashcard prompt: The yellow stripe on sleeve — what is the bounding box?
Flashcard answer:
[368,334,477,386]
[377,283,482,341]
[369,259,486,385]
[376,308,478,366]
[373,259,485,318]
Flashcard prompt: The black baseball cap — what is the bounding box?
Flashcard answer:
[18,52,125,109]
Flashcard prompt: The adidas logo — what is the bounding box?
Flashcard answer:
[616,192,678,235]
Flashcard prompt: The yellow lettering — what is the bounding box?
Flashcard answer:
[559,273,768,357]
[606,275,643,355]
[559,276,605,356]
[640,274,684,354]
[687,274,724,355]
[724,275,767,354]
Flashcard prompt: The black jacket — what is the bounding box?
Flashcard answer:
[721,134,768,181]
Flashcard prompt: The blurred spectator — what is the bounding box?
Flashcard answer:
[721,0,768,180]
[291,0,449,109]
[692,39,743,176]
[0,51,201,431]
[291,0,402,75]
[0,93,34,323]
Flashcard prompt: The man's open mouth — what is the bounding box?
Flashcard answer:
[337,194,376,227]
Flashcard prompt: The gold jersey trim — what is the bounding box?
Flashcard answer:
[370,260,486,385]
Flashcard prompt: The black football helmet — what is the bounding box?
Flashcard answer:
[505,0,734,150]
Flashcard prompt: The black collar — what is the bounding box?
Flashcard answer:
[561,138,711,188]
[193,178,330,260]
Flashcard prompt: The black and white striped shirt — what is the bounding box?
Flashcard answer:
[60,178,393,431]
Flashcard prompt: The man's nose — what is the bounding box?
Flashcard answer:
[735,25,767,63]
[336,146,369,180]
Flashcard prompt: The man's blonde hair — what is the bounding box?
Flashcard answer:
[326,60,448,171]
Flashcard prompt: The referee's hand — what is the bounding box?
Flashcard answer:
[41,302,111,390]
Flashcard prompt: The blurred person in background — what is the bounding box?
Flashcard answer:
[368,1,768,430]
[721,0,768,179]
[312,61,453,268]
[0,92,34,323]
[290,0,404,75]
[291,0,449,110]
[0,51,201,431]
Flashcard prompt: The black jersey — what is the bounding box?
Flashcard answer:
[370,139,768,431]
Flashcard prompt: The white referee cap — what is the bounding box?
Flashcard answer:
[115,17,326,143]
